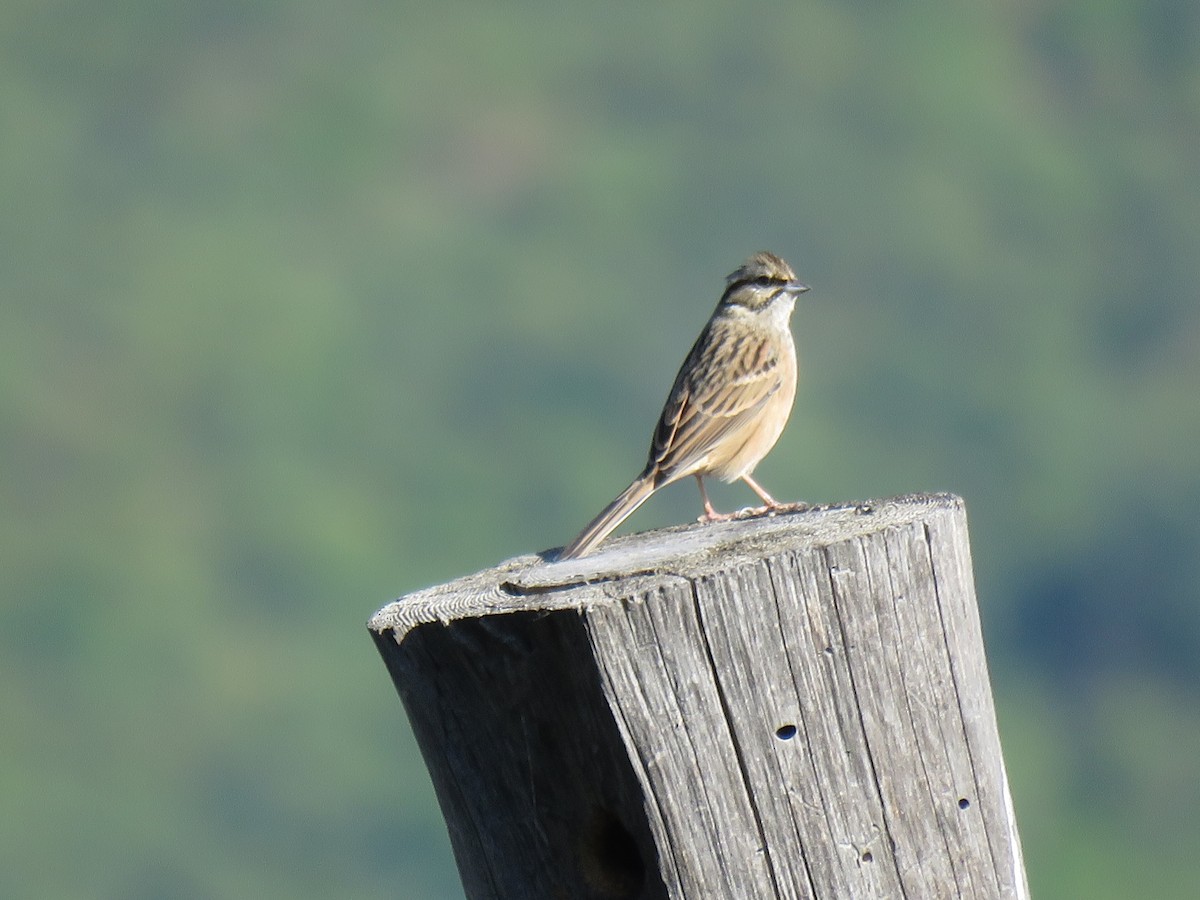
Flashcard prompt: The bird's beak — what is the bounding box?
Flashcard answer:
[787,281,810,295]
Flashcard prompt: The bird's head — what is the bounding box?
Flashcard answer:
[721,251,810,311]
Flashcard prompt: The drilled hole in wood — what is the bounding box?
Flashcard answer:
[959,797,971,810]
[775,724,798,740]
[861,850,874,863]
[580,807,644,898]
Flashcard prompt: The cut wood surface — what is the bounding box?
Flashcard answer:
[370,493,1029,899]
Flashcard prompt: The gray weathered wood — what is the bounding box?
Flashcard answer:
[369,493,1029,899]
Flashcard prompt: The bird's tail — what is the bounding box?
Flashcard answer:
[558,475,656,560]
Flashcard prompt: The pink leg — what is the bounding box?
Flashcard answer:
[741,473,783,508]
[695,475,727,521]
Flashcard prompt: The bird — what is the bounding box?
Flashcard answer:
[558,251,808,560]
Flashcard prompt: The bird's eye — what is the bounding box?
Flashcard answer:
[753,275,774,286]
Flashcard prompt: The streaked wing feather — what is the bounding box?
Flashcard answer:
[648,320,782,480]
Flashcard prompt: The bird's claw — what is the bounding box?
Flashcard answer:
[737,501,810,518]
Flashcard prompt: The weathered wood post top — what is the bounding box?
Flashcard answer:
[370,493,1029,900]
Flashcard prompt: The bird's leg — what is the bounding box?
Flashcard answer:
[741,474,808,515]
[695,475,732,522]
[741,474,783,508]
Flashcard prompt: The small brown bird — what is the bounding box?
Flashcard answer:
[559,251,808,560]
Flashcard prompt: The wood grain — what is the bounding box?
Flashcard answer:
[370,493,1029,899]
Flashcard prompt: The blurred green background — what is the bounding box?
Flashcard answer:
[3,1,1198,897]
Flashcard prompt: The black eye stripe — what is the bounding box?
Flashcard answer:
[737,274,784,289]
[722,271,792,304]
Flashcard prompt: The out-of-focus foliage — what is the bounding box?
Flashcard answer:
[2,1,1198,897]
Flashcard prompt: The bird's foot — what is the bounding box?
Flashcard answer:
[735,500,810,518]
[698,496,810,523]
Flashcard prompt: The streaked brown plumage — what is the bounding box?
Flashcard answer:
[559,251,808,560]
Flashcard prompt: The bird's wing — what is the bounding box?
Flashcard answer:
[648,317,783,482]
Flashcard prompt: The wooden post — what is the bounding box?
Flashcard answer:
[369,493,1029,900]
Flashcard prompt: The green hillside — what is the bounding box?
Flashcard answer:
[3,2,1198,897]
